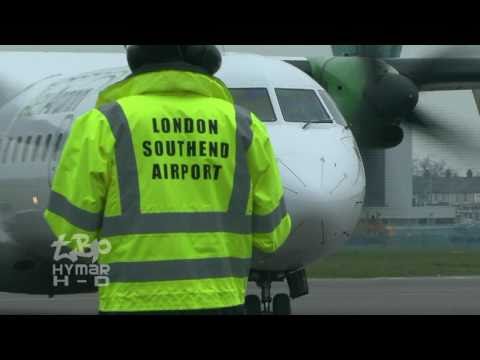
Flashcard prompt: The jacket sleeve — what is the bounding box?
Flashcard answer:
[247,113,292,253]
[43,109,115,252]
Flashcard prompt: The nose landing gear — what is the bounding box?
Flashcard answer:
[272,293,291,315]
[246,268,308,315]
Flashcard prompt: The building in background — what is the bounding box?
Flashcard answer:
[414,176,480,222]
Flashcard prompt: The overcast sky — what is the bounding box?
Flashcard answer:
[1,45,479,174]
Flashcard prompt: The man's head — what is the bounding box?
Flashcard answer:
[126,45,222,76]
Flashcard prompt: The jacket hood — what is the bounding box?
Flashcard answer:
[96,69,233,107]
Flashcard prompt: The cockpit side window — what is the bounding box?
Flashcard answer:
[318,90,348,127]
[229,88,277,122]
[275,89,333,124]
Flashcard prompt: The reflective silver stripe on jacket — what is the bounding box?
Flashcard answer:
[47,190,103,232]
[98,102,141,216]
[108,257,251,283]
[228,105,252,215]
[101,201,287,236]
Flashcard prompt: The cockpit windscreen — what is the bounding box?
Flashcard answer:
[275,89,332,124]
[229,88,277,122]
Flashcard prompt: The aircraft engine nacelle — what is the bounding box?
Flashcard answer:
[357,124,404,149]
[287,57,418,149]
[3,209,55,260]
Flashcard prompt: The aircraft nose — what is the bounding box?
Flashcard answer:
[278,132,365,233]
[279,146,363,199]
[254,157,365,272]
[253,133,365,272]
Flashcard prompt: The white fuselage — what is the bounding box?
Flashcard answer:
[0,52,365,294]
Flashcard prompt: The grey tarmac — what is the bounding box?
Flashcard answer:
[1,277,479,315]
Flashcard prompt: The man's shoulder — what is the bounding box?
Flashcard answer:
[248,112,270,138]
[70,107,114,136]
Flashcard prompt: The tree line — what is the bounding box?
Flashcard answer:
[413,157,479,178]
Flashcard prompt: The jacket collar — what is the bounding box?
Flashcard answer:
[96,66,233,107]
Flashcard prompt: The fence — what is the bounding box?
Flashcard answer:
[347,223,480,249]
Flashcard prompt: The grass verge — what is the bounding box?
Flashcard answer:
[307,247,480,278]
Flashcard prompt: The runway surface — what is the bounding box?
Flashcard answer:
[1,277,479,315]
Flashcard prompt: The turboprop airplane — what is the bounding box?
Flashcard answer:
[2,45,479,315]
[0,48,365,315]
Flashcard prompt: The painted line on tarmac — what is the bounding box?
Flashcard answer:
[309,276,480,281]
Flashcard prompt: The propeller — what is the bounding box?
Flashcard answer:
[400,47,480,155]
[359,46,480,153]
[406,104,480,158]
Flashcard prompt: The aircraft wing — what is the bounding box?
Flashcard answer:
[473,90,480,114]
[0,240,47,294]
[284,57,480,92]
[281,59,313,77]
[0,240,99,296]
[384,58,480,91]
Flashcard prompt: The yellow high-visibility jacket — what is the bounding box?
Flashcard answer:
[44,69,291,312]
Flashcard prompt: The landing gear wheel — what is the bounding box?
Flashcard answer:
[245,295,262,315]
[273,294,291,315]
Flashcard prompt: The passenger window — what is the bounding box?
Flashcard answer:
[229,88,277,122]
[276,89,332,123]
[11,137,23,163]
[31,135,43,162]
[42,134,53,161]
[53,133,64,158]
[21,136,32,162]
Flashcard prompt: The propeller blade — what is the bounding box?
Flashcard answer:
[385,46,480,91]
[407,106,480,157]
